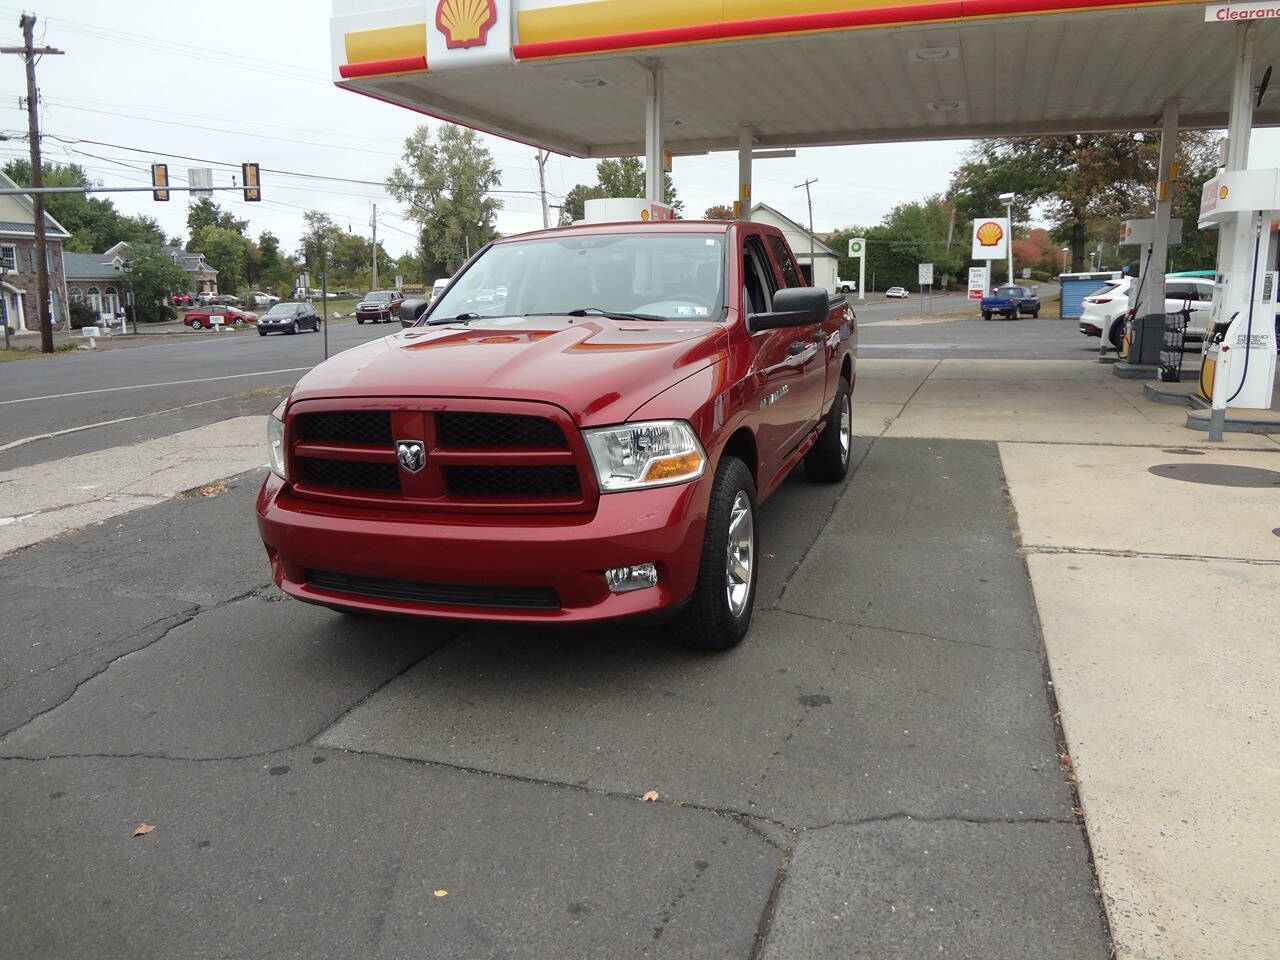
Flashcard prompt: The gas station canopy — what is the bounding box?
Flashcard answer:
[332,0,1280,157]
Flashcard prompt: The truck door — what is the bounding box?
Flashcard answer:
[764,232,829,422]
[741,232,822,486]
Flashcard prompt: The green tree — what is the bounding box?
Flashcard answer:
[298,210,339,277]
[828,196,964,291]
[948,132,1217,272]
[193,224,249,293]
[2,160,164,253]
[559,157,683,224]
[387,124,503,274]
[186,197,247,245]
[124,242,186,324]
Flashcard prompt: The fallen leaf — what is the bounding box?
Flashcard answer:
[642,790,659,802]
[132,822,155,837]
[1071,806,1084,817]
[433,889,448,898]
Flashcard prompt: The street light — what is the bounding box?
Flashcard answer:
[1061,246,1070,274]
[998,191,1016,284]
[0,260,10,349]
[121,259,137,335]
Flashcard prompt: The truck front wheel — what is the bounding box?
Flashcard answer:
[676,457,758,651]
[804,377,852,483]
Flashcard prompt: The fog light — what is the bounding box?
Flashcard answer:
[605,563,658,593]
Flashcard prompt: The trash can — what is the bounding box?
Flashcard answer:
[1128,313,1166,366]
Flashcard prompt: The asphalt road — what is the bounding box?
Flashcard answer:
[0,435,1111,959]
[1,297,1105,467]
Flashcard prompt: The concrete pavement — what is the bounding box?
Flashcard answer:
[1,350,1277,957]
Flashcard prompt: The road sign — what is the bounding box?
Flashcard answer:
[968,266,988,300]
[189,168,213,198]
[848,237,865,257]
[918,263,934,285]
[1022,267,1031,279]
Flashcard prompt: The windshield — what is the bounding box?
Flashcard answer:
[265,303,298,316]
[364,291,393,301]
[427,232,726,322]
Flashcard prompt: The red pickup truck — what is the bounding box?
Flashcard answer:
[257,220,856,649]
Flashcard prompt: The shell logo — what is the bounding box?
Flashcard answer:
[976,220,1004,247]
[640,209,650,221]
[1220,185,1230,200]
[436,0,497,50]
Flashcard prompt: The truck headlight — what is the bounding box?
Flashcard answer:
[267,411,287,480]
[583,420,705,492]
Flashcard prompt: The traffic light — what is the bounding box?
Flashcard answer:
[242,162,261,202]
[151,163,169,201]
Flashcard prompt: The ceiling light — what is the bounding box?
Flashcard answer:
[565,76,612,89]
[927,99,964,112]
[910,46,960,63]
[667,117,686,127]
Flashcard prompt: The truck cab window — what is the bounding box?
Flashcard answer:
[742,236,777,316]
[766,235,803,288]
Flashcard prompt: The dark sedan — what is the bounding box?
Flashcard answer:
[355,290,403,324]
[258,302,321,336]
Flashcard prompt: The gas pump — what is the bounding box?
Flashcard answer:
[1196,169,1279,436]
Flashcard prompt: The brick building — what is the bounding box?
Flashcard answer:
[0,170,70,334]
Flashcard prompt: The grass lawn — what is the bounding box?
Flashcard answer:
[0,342,78,361]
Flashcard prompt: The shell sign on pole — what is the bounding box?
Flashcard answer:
[971,217,1009,261]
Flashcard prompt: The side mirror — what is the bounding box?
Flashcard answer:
[399,298,429,328]
[748,286,828,333]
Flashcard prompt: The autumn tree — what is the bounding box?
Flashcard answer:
[704,204,735,220]
[388,124,502,274]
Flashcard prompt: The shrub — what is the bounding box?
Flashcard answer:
[68,300,99,329]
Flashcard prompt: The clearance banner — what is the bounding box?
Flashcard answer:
[333,0,1203,79]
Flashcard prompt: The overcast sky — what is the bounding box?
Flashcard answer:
[4,1,1280,261]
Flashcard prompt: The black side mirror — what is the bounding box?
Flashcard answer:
[748,286,828,333]
[399,298,429,327]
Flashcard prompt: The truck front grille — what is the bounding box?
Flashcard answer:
[299,457,401,492]
[444,465,581,498]
[437,412,567,448]
[307,570,560,610]
[298,411,393,445]
[288,405,594,513]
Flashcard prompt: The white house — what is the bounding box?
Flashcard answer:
[748,202,839,293]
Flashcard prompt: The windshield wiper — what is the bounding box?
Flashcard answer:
[426,312,485,325]
[530,307,667,322]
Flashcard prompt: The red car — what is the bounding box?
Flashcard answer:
[257,220,855,650]
[355,290,404,323]
[184,305,258,329]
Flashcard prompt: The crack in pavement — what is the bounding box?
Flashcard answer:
[775,605,1039,654]
[1021,543,1280,565]
[0,583,273,740]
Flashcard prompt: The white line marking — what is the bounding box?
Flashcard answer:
[0,392,252,452]
[0,367,312,406]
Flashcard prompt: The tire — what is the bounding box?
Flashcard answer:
[1011,306,1021,321]
[1108,320,1124,350]
[357,317,364,325]
[258,330,267,337]
[289,321,299,335]
[190,318,203,330]
[804,377,852,483]
[674,457,758,651]
[982,312,992,321]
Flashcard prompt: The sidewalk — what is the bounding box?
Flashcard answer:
[857,358,1280,960]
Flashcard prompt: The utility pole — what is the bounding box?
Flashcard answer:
[370,202,378,290]
[794,179,818,285]
[2,15,64,353]
[535,150,550,229]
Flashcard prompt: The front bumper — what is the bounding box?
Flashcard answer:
[256,472,711,623]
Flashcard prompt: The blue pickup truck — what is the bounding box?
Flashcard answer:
[981,285,1040,320]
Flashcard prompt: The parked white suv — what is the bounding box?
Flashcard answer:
[1078,276,1214,348]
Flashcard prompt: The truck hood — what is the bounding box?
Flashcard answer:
[288,316,729,426]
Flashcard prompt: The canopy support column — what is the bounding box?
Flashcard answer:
[1137,101,1180,319]
[737,126,753,219]
[644,60,664,206]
